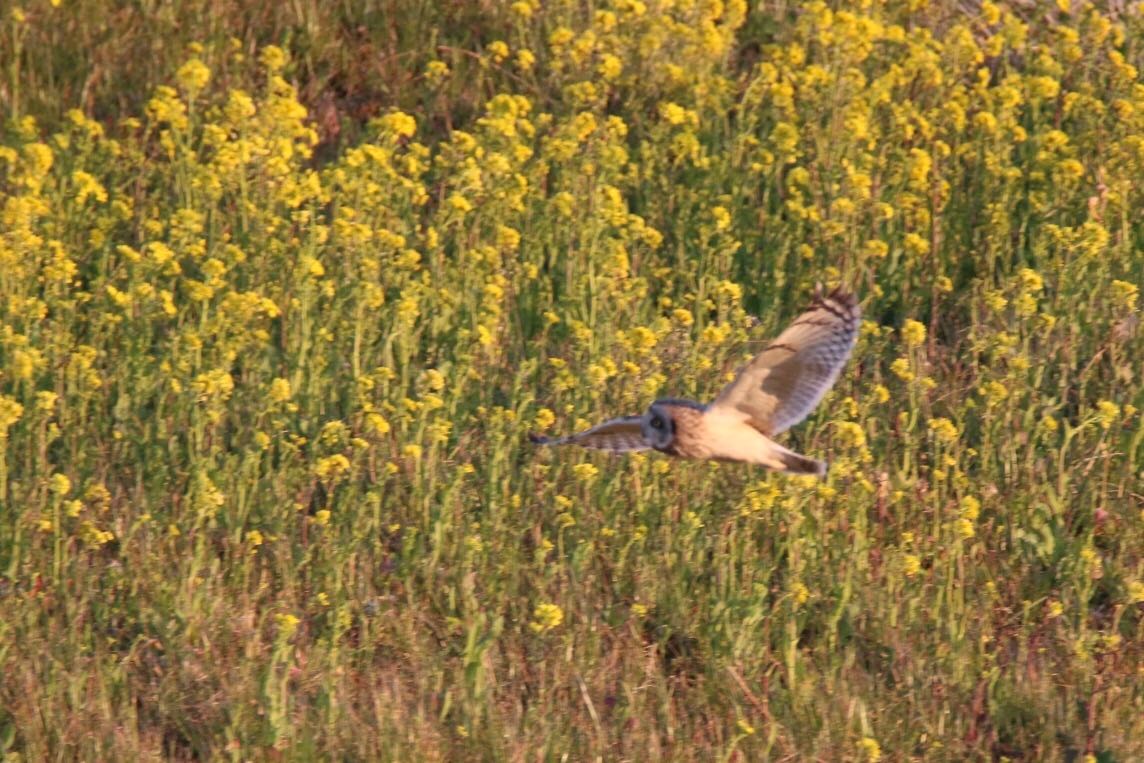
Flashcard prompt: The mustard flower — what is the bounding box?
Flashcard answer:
[834,421,867,449]
[903,554,922,577]
[376,111,417,139]
[259,45,288,72]
[534,408,556,430]
[890,357,914,382]
[515,49,536,71]
[274,613,300,639]
[857,737,881,762]
[928,417,959,443]
[529,602,564,633]
[315,455,351,480]
[424,60,450,82]
[902,319,926,347]
[49,473,71,496]
[1095,400,1119,429]
[176,58,211,94]
[1110,280,1138,310]
[572,463,598,482]
[486,40,509,64]
[598,53,622,81]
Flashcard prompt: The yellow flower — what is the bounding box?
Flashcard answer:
[314,454,351,479]
[486,40,509,64]
[979,380,1008,406]
[701,323,731,345]
[858,737,881,762]
[366,412,391,436]
[834,421,867,449]
[274,613,300,638]
[515,49,536,71]
[49,473,71,496]
[903,232,929,257]
[72,170,108,204]
[1110,279,1138,310]
[572,463,598,482]
[974,111,999,134]
[535,408,556,430]
[376,111,417,139]
[711,205,731,231]
[902,319,926,347]
[447,193,473,213]
[424,60,450,82]
[770,122,799,155]
[928,417,959,444]
[890,357,914,382]
[960,496,981,522]
[903,554,921,577]
[984,290,1008,312]
[300,255,325,278]
[597,53,622,81]
[35,391,58,413]
[268,377,292,403]
[1095,400,1119,429]
[529,602,564,633]
[176,58,211,94]
[259,45,288,72]
[659,102,688,126]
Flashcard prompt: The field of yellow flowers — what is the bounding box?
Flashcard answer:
[2,0,1143,759]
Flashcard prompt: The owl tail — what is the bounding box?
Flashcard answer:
[770,442,827,476]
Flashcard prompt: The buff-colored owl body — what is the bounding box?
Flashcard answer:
[531,285,860,475]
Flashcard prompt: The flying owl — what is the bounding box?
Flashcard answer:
[530,285,860,475]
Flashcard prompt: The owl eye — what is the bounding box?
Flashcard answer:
[650,416,665,429]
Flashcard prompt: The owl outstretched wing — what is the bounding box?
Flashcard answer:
[529,416,649,453]
[708,285,860,436]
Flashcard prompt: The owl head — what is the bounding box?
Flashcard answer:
[641,402,676,450]
[642,399,707,451]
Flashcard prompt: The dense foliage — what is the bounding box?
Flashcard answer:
[2,1,1143,759]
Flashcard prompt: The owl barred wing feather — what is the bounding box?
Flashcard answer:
[529,415,650,453]
[709,286,860,436]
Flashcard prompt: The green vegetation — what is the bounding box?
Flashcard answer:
[2,0,1143,759]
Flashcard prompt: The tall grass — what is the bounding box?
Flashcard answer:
[1,0,1143,759]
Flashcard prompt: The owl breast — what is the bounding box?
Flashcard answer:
[670,407,773,462]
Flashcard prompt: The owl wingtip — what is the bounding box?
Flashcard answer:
[810,283,859,316]
[528,433,551,445]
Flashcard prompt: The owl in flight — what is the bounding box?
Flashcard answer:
[530,285,860,475]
